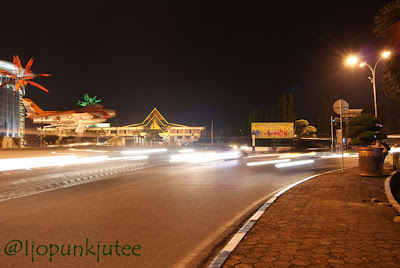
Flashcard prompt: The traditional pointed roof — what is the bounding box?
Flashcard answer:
[122,108,186,132]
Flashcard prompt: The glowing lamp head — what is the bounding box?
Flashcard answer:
[382,51,391,58]
[360,62,366,67]
[346,56,358,66]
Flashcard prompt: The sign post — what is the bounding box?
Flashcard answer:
[252,134,256,151]
[333,99,349,172]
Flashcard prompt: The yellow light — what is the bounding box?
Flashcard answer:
[346,56,358,65]
[382,51,391,58]
[360,62,366,67]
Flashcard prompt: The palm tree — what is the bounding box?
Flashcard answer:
[0,55,50,92]
[77,94,102,107]
[373,0,400,101]
[0,56,50,147]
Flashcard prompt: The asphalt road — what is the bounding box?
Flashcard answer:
[0,148,358,267]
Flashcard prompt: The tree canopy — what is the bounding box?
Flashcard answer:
[295,119,317,137]
[346,114,386,146]
[374,0,400,101]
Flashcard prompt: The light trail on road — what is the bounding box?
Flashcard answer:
[0,148,359,267]
[0,154,149,172]
[169,151,241,163]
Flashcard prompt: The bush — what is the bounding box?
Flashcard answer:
[346,114,386,146]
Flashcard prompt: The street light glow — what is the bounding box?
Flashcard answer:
[382,51,391,58]
[345,50,391,118]
[346,56,358,65]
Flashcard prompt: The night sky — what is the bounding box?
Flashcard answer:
[1,1,398,130]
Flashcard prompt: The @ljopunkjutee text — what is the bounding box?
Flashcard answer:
[3,239,141,262]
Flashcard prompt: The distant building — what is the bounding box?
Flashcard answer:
[88,108,205,146]
[0,60,23,138]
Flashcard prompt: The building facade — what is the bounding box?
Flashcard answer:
[0,60,23,138]
[88,108,205,146]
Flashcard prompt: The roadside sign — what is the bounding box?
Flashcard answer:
[333,99,348,172]
[333,99,349,114]
[251,122,294,139]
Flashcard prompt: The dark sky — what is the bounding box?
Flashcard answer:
[1,0,398,129]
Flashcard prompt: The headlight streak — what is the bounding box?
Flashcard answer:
[121,148,167,155]
[68,148,109,153]
[169,151,241,163]
[275,159,315,168]
[248,153,285,158]
[0,154,149,172]
[178,149,194,153]
[278,152,317,159]
[0,156,78,171]
[319,153,358,158]
[247,159,290,167]
[109,155,149,161]
[51,152,76,155]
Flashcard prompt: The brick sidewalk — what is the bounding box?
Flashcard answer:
[223,167,400,267]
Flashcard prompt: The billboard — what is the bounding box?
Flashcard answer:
[251,122,294,139]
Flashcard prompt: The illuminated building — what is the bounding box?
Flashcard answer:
[0,60,24,138]
[88,108,205,146]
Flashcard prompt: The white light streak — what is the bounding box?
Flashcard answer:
[170,151,241,163]
[320,153,358,158]
[247,159,290,167]
[121,148,167,155]
[0,154,149,172]
[275,159,315,168]
[110,155,149,161]
[248,153,285,158]
[178,149,194,153]
[0,156,78,171]
[68,148,109,153]
[278,152,317,159]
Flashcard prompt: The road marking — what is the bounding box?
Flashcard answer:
[0,163,163,202]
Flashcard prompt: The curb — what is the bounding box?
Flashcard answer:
[384,170,400,214]
[208,168,343,268]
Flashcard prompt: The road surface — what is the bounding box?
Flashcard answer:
[0,148,358,267]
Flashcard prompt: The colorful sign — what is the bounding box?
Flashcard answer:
[251,122,294,139]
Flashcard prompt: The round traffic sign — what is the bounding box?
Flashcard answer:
[333,99,349,114]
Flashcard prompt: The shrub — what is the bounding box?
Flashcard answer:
[346,114,386,146]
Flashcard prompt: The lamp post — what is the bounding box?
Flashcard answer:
[346,51,391,118]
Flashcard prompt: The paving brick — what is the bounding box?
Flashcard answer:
[221,167,400,268]
[291,258,311,265]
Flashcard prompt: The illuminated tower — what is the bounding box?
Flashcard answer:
[0,60,24,141]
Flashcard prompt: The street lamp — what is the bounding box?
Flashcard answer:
[345,51,391,118]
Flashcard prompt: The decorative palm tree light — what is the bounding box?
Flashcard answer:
[0,56,50,146]
[77,94,102,107]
